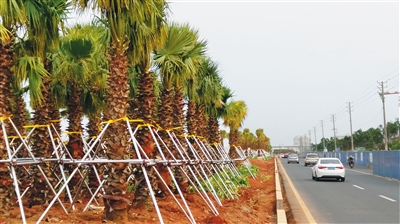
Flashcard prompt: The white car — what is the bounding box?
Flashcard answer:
[287,154,299,164]
[311,158,345,182]
[304,153,319,166]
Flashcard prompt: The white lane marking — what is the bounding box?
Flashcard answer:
[348,169,400,182]
[352,185,364,190]
[379,195,397,202]
[347,169,372,176]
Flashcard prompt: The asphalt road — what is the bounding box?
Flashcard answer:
[280,158,400,224]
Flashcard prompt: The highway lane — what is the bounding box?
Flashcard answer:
[280,158,400,224]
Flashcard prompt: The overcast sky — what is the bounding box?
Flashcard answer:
[67,0,399,147]
[166,0,399,146]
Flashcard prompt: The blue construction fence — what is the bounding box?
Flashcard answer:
[299,150,400,180]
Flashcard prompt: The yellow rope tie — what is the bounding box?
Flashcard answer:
[23,124,50,129]
[64,131,82,135]
[49,120,61,123]
[128,119,144,123]
[138,123,154,129]
[8,136,26,139]
[100,117,129,125]
[167,126,182,132]
[156,124,163,130]
[0,115,12,121]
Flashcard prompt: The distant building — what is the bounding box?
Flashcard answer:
[293,135,311,153]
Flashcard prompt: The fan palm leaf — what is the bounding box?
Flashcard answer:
[223,100,247,160]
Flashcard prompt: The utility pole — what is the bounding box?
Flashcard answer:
[331,114,337,151]
[309,130,312,152]
[347,102,354,151]
[378,81,389,150]
[313,127,317,152]
[320,120,325,149]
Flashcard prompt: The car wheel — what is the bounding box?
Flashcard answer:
[342,177,345,182]
[304,163,307,166]
[312,174,315,180]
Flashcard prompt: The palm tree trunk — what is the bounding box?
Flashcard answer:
[155,88,174,194]
[11,94,28,136]
[0,32,15,216]
[29,75,55,207]
[86,114,103,195]
[137,71,157,123]
[127,98,139,119]
[12,93,30,206]
[87,114,102,138]
[208,116,220,145]
[195,105,207,139]
[186,100,197,136]
[102,44,131,222]
[66,84,85,200]
[229,129,241,165]
[132,70,160,208]
[172,86,188,192]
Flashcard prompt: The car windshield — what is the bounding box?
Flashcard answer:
[307,154,318,158]
[289,155,298,158]
[320,159,341,164]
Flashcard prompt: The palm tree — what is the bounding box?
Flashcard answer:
[223,100,248,161]
[127,0,167,124]
[154,23,205,132]
[201,61,227,145]
[73,0,166,221]
[190,60,229,145]
[15,0,71,207]
[55,23,109,199]
[172,32,206,193]
[124,0,168,208]
[153,23,207,194]
[0,0,26,214]
[255,128,270,151]
[240,128,256,150]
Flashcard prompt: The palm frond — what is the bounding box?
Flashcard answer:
[0,25,12,42]
[14,56,48,108]
[0,0,26,27]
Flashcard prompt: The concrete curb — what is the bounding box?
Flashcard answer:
[275,157,287,224]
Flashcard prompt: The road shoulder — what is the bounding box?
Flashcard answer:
[277,159,317,224]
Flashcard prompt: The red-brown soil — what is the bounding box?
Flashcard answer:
[1,158,295,224]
